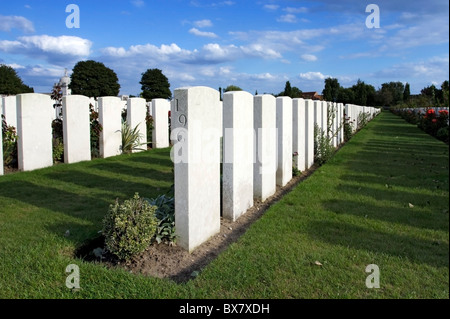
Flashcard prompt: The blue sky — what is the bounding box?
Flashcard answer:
[0,0,448,95]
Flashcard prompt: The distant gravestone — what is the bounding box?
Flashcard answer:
[98,97,123,158]
[63,95,91,164]
[276,96,293,187]
[17,94,53,171]
[222,91,254,221]
[305,99,315,169]
[254,94,277,201]
[171,86,221,252]
[2,96,17,128]
[152,99,170,149]
[293,98,306,172]
[127,98,147,152]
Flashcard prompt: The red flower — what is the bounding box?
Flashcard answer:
[432,119,437,123]
[427,109,435,114]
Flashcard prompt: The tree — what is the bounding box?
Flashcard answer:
[140,69,172,101]
[322,78,341,102]
[283,81,292,97]
[441,81,449,107]
[403,83,411,102]
[0,64,34,95]
[338,87,355,105]
[224,85,243,92]
[377,82,404,106]
[69,60,120,98]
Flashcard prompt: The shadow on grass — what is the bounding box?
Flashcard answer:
[89,161,174,181]
[44,169,172,197]
[306,220,449,268]
[323,196,449,233]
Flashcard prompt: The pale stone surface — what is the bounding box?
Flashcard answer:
[2,96,17,128]
[127,98,148,152]
[171,86,221,252]
[305,99,315,169]
[63,95,91,164]
[222,91,254,221]
[98,97,123,158]
[152,99,170,149]
[321,101,328,136]
[276,97,293,186]
[17,94,53,171]
[254,94,277,201]
[339,103,345,144]
[314,101,322,134]
[293,98,306,172]
[332,102,338,148]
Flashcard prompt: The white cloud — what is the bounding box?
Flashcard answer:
[299,72,331,81]
[131,0,145,8]
[0,15,35,33]
[189,28,218,38]
[194,19,213,28]
[277,14,298,23]
[0,35,92,65]
[264,4,279,11]
[7,63,25,69]
[284,7,308,13]
[301,54,318,62]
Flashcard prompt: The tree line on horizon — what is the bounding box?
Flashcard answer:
[1,62,448,108]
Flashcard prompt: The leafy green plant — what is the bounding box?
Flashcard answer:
[121,121,145,154]
[314,123,334,166]
[343,113,353,142]
[292,152,301,177]
[52,119,64,163]
[146,193,177,245]
[89,103,103,158]
[357,112,370,130]
[2,115,18,168]
[102,193,158,261]
[146,113,154,149]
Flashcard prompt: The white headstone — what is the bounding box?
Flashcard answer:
[63,95,91,164]
[305,99,315,169]
[254,94,277,201]
[314,101,322,134]
[293,98,306,172]
[17,94,53,171]
[2,96,17,128]
[222,91,254,221]
[276,97,293,186]
[127,98,148,152]
[152,99,170,149]
[171,86,221,252]
[98,97,123,158]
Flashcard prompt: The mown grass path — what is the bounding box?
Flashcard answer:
[0,111,448,299]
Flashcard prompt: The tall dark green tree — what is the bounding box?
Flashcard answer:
[377,82,405,106]
[403,83,411,102]
[322,78,341,102]
[441,81,449,106]
[140,68,172,101]
[69,60,120,98]
[283,81,292,97]
[224,85,243,92]
[0,64,34,95]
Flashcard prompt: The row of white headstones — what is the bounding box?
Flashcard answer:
[0,87,381,252]
[171,87,380,252]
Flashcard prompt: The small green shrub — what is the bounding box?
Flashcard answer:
[314,124,334,166]
[90,103,103,158]
[292,152,301,177]
[121,121,145,154]
[102,193,158,261]
[146,193,177,245]
[2,115,18,168]
[146,113,154,149]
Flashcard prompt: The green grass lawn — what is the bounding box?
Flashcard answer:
[0,111,448,299]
